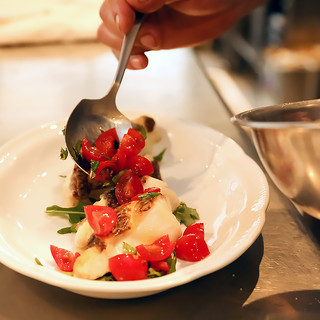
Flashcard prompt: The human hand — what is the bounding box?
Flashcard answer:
[97,0,268,69]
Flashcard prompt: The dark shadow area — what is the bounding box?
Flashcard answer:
[241,290,320,320]
[0,236,264,320]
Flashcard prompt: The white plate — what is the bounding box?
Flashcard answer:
[0,112,269,299]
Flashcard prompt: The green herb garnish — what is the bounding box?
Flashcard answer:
[154,148,167,162]
[122,242,137,255]
[35,257,43,266]
[138,192,161,201]
[89,160,100,179]
[60,147,68,160]
[173,202,199,227]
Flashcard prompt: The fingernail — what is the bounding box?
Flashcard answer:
[140,34,157,49]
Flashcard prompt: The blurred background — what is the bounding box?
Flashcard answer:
[0,0,319,108]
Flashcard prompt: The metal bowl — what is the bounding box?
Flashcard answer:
[232,99,320,219]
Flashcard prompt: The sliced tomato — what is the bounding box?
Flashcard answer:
[84,205,117,237]
[109,254,148,281]
[136,235,175,262]
[50,245,80,272]
[94,159,118,181]
[95,128,119,158]
[175,233,210,262]
[183,222,205,239]
[149,260,170,272]
[119,128,145,156]
[115,170,143,204]
[112,148,127,171]
[81,138,106,162]
[126,155,154,176]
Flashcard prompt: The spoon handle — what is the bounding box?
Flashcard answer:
[112,12,145,91]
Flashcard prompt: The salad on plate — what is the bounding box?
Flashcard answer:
[46,115,210,281]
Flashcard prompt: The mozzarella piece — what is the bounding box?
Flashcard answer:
[141,176,180,211]
[73,195,182,279]
[73,247,109,280]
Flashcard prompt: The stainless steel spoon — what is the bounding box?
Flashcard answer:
[65,12,145,172]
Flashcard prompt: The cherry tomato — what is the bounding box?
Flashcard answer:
[183,223,205,239]
[94,160,118,181]
[175,234,210,262]
[126,155,154,176]
[109,254,148,281]
[119,128,145,156]
[136,235,175,262]
[112,148,127,171]
[115,170,143,204]
[50,245,80,272]
[84,205,117,237]
[95,128,119,158]
[81,138,106,162]
[149,260,170,272]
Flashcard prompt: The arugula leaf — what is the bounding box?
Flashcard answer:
[57,224,77,234]
[45,201,86,224]
[74,140,82,158]
[60,147,68,160]
[173,202,199,227]
[153,148,166,162]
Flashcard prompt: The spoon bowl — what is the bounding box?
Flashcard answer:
[65,12,144,172]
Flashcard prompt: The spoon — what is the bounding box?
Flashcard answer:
[65,12,145,172]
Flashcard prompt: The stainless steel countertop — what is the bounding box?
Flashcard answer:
[0,42,319,319]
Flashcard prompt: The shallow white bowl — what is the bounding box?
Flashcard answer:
[0,112,268,299]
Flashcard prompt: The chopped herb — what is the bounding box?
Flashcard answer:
[147,268,163,278]
[59,175,67,178]
[73,140,82,159]
[35,257,43,266]
[61,127,66,136]
[60,147,68,160]
[153,148,167,162]
[122,242,137,255]
[173,202,199,227]
[89,160,100,179]
[138,192,161,201]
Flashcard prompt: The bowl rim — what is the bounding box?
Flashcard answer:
[231,99,320,129]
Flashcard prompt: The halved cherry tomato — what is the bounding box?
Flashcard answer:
[84,205,117,237]
[175,233,210,262]
[81,138,106,162]
[94,160,118,181]
[112,148,127,171]
[50,245,80,272]
[95,128,119,158]
[149,260,170,272]
[126,155,154,176]
[119,129,145,156]
[136,235,175,262]
[109,254,148,281]
[183,223,205,239]
[115,170,143,204]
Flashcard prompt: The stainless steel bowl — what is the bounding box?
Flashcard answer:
[232,99,320,219]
